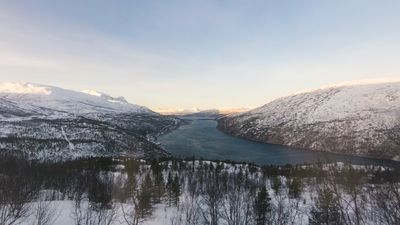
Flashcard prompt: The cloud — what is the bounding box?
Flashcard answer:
[1,1,400,109]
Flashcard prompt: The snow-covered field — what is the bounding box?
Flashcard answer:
[20,201,177,225]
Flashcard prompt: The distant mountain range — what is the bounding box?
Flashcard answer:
[0,82,181,160]
[218,81,400,161]
[156,107,250,116]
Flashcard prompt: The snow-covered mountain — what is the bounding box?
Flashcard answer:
[182,109,222,118]
[181,108,252,118]
[218,81,400,161]
[0,82,152,118]
[156,107,250,116]
[0,82,181,160]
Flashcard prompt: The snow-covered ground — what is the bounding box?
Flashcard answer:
[20,201,177,225]
[219,81,400,160]
[0,82,182,160]
[0,82,152,116]
[7,159,397,225]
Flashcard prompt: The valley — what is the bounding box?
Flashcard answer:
[158,118,399,166]
[0,82,399,225]
[2,1,400,224]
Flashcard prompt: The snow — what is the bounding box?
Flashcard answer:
[0,82,153,117]
[0,82,52,95]
[221,81,400,160]
[248,81,400,127]
[61,127,75,150]
[0,82,174,160]
[11,160,395,225]
[81,89,103,97]
[293,77,400,95]
[19,200,178,225]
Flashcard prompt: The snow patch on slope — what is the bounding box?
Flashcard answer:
[82,89,129,104]
[0,82,52,95]
[61,127,75,150]
[0,82,152,116]
[81,89,103,97]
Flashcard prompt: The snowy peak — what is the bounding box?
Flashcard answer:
[0,82,52,95]
[81,89,105,97]
[82,90,129,104]
[0,82,181,160]
[155,107,251,116]
[0,82,153,116]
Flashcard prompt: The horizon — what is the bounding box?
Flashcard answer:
[1,1,400,110]
[1,78,400,114]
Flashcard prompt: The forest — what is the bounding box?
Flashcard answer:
[0,155,399,225]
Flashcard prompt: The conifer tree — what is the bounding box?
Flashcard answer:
[151,160,165,204]
[171,174,181,206]
[309,188,342,225]
[254,186,271,225]
[153,172,165,203]
[288,177,302,199]
[138,173,153,218]
[166,172,174,206]
[271,176,281,194]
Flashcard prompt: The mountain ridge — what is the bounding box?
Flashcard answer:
[0,82,153,117]
[218,81,400,161]
[0,82,181,160]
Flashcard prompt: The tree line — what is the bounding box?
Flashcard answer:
[0,155,399,225]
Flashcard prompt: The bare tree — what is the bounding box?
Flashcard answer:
[200,170,223,225]
[121,201,142,225]
[340,166,366,225]
[220,174,254,225]
[71,174,118,225]
[311,164,368,225]
[72,197,118,225]
[31,191,60,225]
[270,193,290,225]
[119,171,143,225]
[309,185,342,225]
[71,190,87,225]
[90,204,118,225]
[371,182,400,225]
[170,195,202,225]
[0,175,37,225]
[268,184,305,225]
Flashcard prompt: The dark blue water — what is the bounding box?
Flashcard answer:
[158,119,398,166]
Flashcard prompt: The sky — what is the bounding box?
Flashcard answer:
[1,0,400,111]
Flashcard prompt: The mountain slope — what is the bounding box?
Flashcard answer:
[218,81,400,161]
[0,82,181,160]
[0,82,152,117]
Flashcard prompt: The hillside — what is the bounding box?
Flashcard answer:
[0,82,181,160]
[218,81,400,161]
